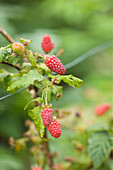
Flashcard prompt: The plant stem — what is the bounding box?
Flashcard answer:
[0,26,15,43]
[1,61,21,71]
[43,128,54,170]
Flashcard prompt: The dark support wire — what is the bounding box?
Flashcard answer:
[0,40,113,101]
[0,87,26,101]
[65,40,113,70]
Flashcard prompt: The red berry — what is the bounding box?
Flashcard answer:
[32,167,42,170]
[12,42,25,56]
[95,103,111,116]
[41,109,53,127]
[54,164,63,170]
[47,120,61,138]
[43,34,51,43]
[41,35,54,53]
[46,55,65,75]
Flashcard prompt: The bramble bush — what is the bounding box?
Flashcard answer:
[0,34,113,170]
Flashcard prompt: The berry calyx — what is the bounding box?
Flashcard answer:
[41,108,53,127]
[95,103,111,116]
[47,120,61,138]
[41,34,54,53]
[45,55,65,75]
[12,42,25,56]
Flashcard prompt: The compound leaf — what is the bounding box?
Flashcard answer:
[88,131,113,168]
[7,70,43,92]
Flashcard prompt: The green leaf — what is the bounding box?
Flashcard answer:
[108,159,113,170]
[28,106,45,138]
[92,162,112,170]
[51,85,63,100]
[88,131,113,168]
[51,85,62,95]
[19,38,32,44]
[42,87,52,103]
[48,74,83,88]
[24,97,43,110]
[0,69,8,82]
[87,123,109,132]
[0,53,5,62]
[26,50,37,66]
[37,63,51,75]
[7,70,44,92]
[3,75,17,90]
[12,57,18,66]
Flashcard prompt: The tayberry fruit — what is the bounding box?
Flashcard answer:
[95,103,111,116]
[41,34,54,53]
[47,120,61,138]
[46,55,65,75]
[41,108,53,127]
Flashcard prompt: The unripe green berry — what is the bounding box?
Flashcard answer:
[12,42,25,56]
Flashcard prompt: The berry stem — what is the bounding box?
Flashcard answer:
[1,61,21,71]
[34,53,44,58]
[45,90,48,105]
[43,128,54,170]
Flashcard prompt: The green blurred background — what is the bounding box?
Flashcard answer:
[0,0,112,169]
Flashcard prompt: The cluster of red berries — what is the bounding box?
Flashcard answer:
[41,107,61,138]
[95,103,111,116]
[41,34,54,53]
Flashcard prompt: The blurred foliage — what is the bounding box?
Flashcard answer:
[0,0,112,169]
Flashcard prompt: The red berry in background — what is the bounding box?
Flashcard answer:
[12,42,25,56]
[41,108,53,127]
[54,164,63,170]
[46,55,65,75]
[41,34,54,53]
[43,34,51,43]
[47,120,61,138]
[32,167,42,170]
[95,103,111,116]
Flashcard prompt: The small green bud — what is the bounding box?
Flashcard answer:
[12,42,25,56]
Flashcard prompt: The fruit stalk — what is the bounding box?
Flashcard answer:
[43,128,54,170]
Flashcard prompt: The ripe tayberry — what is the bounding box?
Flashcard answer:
[47,120,61,138]
[41,34,54,53]
[46,55,65,75]
[41,108,53,127]
[95,103,111,116]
